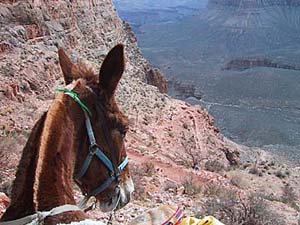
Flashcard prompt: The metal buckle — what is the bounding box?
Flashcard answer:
[74,178,82,186]
[113,170,121,182]
[89,144,98,155]
[110,171,115,178]
[115,169,121,178]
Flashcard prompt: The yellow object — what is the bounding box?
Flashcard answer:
[179,216,225,225]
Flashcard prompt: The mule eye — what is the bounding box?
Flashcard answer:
[119,129,127,138]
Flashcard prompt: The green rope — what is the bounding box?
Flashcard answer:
[56,89,92,117]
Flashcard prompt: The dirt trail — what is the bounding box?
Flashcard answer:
[127,148,227,186]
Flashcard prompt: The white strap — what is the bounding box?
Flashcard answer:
[0,204,81,225]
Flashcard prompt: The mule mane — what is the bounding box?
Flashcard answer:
[71,61,98,84]
[34,93,72,207]
[1,113,47,220]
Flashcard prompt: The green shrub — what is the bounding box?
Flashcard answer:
[249,166,263,176]
[275,170,286,179]
[181,176,202,196]
[203,192,283,225]
[205,160,225,173]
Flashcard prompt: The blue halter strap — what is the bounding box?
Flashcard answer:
[56,89,129,197]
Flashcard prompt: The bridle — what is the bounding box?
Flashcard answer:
[56,89,129,198]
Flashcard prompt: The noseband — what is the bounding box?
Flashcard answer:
[56,89,129,198]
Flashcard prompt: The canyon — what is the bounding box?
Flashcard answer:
[121,0,300,164]
[0,0,299,224]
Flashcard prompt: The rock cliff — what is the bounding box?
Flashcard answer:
[0,0,166,147]
[223,58,300,71]
[146,68,168,93]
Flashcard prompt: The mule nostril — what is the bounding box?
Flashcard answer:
[126,193,131,203]
[123,190,132,204]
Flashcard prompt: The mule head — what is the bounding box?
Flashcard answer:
[58,44,134,212]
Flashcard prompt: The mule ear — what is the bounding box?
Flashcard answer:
[99,44,125,95]
[58,48,75,85]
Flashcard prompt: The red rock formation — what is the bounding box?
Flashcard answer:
[0,193,10,218]
[223,58,300,71]
[146,68,168,93]
[0,42,12,54]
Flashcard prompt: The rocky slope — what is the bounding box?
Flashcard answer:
[0,0,299,224]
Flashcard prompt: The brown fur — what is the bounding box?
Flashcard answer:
[1,44,130,224]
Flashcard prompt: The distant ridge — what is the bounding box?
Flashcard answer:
[208,0,300,8]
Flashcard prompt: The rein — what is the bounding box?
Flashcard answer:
[0,205,81,225]
[56,89,129,198]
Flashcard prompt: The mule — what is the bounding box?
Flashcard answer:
[0,44,134,224]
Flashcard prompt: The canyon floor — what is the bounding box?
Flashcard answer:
[126,5,300,163]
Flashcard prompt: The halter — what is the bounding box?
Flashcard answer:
[56,89,129,198]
